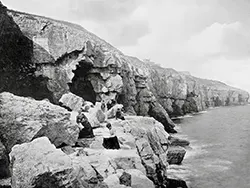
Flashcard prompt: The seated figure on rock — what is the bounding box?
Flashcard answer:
[102,122,120,149]
[115,108,125,120]
[76,110,95,138]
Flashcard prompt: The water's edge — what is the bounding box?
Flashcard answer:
[170,105,250,188]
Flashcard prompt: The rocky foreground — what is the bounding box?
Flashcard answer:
[0,1,249,188]
[0,92,188,188]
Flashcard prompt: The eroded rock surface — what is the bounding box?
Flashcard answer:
[0,92,79,152]
[0,2,249,187]
[1,4,247,134]
[10,137,106,188]
[128,58,249,117]
[59,92,84,112]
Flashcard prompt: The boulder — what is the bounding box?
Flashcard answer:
[59,92,84,112]
[167,147,186,165]
[0,141,10,178]
[0,92,80,152]
[9,137,105,188]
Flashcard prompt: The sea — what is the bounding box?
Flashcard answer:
[169,105,250,188]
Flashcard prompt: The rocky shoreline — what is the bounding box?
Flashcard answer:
[0,1,249,187]
[0,92,189,188]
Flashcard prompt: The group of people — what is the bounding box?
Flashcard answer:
[76,99,125,149]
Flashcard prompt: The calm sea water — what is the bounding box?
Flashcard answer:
[170,105,250,188]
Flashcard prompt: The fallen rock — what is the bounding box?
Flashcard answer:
[0,141,10,178]
[167,147,186,165]
[0,92,80,152]
[168,136,190,147]
[10,137,105,188]
[59,92,84,112]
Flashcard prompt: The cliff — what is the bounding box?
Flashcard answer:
[127,57,249,117]
[0,5,248,124]
[0,2,248,187]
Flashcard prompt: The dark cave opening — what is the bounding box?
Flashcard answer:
[68,60,96,104]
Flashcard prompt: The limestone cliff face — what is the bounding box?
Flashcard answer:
[0,4,248,130]
[0,5,176,132]
[128,57,249,117]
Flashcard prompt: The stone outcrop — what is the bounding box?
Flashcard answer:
[72,115,180,187]
[0,92,80,152]
[1,90,186,188]
[1,3,247,133]
[0,2,249,187]
[0,4,172,133]
[59,92,84,112]
[9,135,156,188]
[92,116,171,186]
[9,137,106,188]
[167,147,186,165]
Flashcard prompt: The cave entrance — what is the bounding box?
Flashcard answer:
[68,60,96,104]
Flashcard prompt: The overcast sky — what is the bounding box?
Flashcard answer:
[2,0,250,92]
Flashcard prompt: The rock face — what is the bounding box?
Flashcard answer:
[0,92,80,152]
[107,116,170,186]
[73,116,173,187]
[9,137,106,188]
[0,4,248,134]
[0,2,249,187]
[128,58,250,117]
[59,92,84,112]
[9,135,156,188]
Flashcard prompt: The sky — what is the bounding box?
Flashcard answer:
[2,0,250,92]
